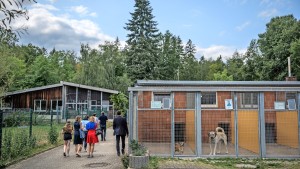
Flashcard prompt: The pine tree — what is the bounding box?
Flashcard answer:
[124,0,161,81]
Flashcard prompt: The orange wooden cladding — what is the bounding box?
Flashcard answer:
[11,87,62,109]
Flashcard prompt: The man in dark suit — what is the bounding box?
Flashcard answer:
[113,111,129,156]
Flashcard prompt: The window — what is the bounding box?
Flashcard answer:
[34,100,47,112]
[201,92,217,107]
[153,93,171,109]
[286,92,297,110]
[51,100,62,111]
[239,93,258,109]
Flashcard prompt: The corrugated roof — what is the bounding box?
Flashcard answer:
[128,80,300,92]
[4,81,118,96]
[135,80,300,87]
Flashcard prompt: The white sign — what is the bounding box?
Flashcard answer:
[151,101,162,109]
[225,99,233,110]
[274,101,285,110]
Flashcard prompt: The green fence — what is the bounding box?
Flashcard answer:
[0,109,63,165]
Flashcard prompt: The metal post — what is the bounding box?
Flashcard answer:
[298,92,300,156]
[0,109,3,159]
[171,92,175,157]
[29,109,33,137]
[234,92,239,157]
[50,110,53,127]
[258,92,266,158]
[129,91,133,142]
[196,92,202,156]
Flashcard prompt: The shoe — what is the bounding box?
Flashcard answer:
[122,149,125,155]
[63,152,66,157]
[117,152,120,156]
[91,155,94,158]
[104,138,106,141]
[87,155,91,158]
[76,154,81,157]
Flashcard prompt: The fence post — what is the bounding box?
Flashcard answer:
[0,110,3,159]
[50,110,53,127]
[29,109,33,137]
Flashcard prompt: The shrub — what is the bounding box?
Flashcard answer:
[121,154,129,168]
[1,130,12,160]
[48,126,59,144]
[129,139,147,156]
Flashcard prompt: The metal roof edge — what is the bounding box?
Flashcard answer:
[135,80,300,87]
[4,81,118,96]
[61,81,118,94]
[4,83,63,96]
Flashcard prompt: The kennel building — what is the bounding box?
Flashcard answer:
[1,81,118,120]
[127,80,300,158]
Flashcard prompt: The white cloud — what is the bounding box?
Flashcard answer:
[13,3,114,53]
[236,21,250,31]
[258,8,278,18]
[48,0,58,3]
[70,5,97,17]
[90,12,97,17]
[195,45,246,60]
[70,5,88,15]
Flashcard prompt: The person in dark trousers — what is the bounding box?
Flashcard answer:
[99,112,108,141]
[113,111,129,156]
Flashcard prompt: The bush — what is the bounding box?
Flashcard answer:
[121,154,129,169]
[129,140,147,156]
[48,126,59,144]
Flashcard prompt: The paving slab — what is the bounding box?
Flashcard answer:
[7,128,127,169]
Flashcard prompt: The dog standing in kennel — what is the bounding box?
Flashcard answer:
[208,127,228,155]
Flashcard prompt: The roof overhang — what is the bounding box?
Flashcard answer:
[3,81,118,97]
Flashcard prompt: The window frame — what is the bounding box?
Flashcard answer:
[152,92,171,109]
[34,99,47,112]
[201,92,217,108]
[50,99,62,112]
[239,92,258,109]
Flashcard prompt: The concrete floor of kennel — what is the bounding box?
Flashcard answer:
[142,142,299,157]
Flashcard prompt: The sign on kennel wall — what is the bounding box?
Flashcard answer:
[225,99,233,110]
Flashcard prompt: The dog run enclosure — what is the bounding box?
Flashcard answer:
[127,80,300,158]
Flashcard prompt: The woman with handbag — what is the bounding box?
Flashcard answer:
[86,116,99,158]
[73,116,83,157]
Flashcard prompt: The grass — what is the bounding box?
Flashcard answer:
[151,157,300,169]
[1,123,64,167]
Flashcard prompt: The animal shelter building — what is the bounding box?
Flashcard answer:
[127,80,300,158]
[1,81,118,120]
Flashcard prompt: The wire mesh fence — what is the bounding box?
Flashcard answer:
[0,109,63,165]
[130,90,300,158]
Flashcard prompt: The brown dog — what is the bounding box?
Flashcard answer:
[175,142,184,154]
[208,127,228,155]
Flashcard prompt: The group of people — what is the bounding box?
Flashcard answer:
[61,111,128,158]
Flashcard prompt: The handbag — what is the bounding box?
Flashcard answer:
[79,129,85,139]
[96,128,102,136]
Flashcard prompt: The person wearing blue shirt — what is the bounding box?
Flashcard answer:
[81,115,89,152]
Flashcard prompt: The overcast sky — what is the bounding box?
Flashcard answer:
[13,0,300,60]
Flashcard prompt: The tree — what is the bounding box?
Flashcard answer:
[124,0,161,81]
[213,69,233,81]
[110,92,128,116]
[207,56,225,80]
[258,15,300,80]
[157,31,182,80]
[179,39,198,80]
[0,0,37,33]
[226,51,244,80]
[289,39,300,79]
[242,39,263,80]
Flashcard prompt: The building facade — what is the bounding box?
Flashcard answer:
[128,80,300,158]
[1,81,118,119]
